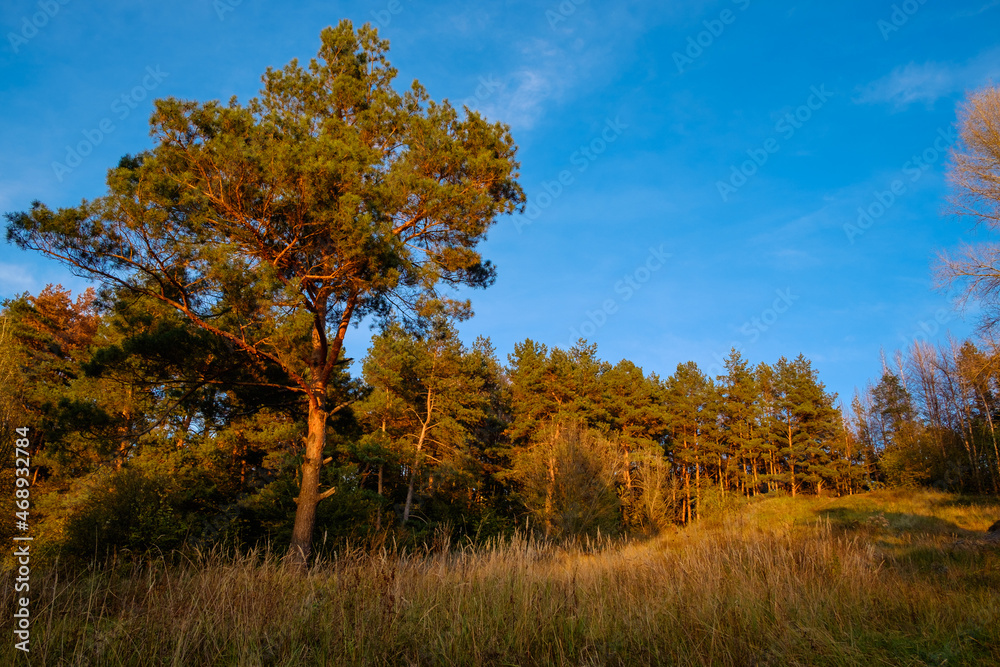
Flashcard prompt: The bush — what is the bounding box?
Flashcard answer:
[63,466,188,561]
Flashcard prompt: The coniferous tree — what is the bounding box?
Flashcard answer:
[755,362,782,493]
[664,361,713,522]
[505,340,629,535]
[4,287,102,461]
[356,320,486,525]
[601,360,669,527]
[717,349,761,496]
[6,22,524,566]
[868,371,934,487]
[793,357,843,495]
[767,355,841,495]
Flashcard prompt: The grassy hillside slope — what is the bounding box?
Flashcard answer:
[4,489,999,666]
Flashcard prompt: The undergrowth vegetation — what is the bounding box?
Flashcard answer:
[3,489,999,666]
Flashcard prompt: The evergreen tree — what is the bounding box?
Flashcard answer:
[601,360,669,527]
[755,361,781,493]
[461,337,517,533]
[768,355,842,495]
[6,22,524,567]
[356,320,486,525]
[505,339,618,535]
[664,361,713,522]
[717,349,761,496]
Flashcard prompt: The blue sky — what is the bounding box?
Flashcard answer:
[2,0,999,404]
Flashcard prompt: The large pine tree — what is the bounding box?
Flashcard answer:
[6,22,523,567]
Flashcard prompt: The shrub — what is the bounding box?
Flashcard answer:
[62,466,188,561]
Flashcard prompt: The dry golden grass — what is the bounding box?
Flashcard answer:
[3,489,999,665]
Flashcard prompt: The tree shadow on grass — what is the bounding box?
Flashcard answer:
[816,507,979,539]
[927,494,1000,510]
[816,506,1000,591]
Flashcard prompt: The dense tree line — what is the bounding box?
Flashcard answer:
[14,298,1000,565]
[1,286,871,562]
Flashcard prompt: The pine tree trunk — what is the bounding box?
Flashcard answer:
[684,456,691,525]
[544,423,560,538]
[787,421,796,497]
[404,469,417,521]
[671,472,677,521]
[718,454,725,498]
[287,395,327,568]
[376,463,383,532]
[726,453,733,495]
[740,457,746,497]
[545,454,556,537]
[285,299,354,569]
[376,418,386,531]
[623,449,632,492]
[695,463,701,521]
[622,448,632,526]
[403,401,433,524]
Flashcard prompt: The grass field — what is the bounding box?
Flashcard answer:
[4,489,999,666]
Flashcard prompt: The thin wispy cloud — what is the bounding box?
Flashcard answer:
[462,39,583,130]
[470,68,561,130]
[857,62,957,109]
[857,47,1000,110]
[955,0,1000,17]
